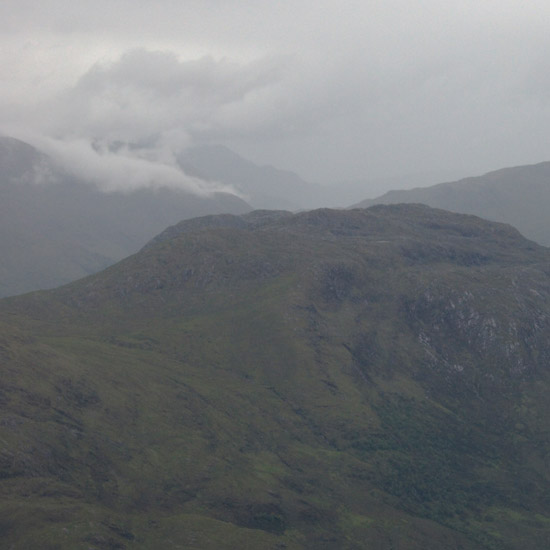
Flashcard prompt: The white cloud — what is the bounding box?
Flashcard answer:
[2,49,295,194]
[48,49,289,143]
[16,132,237,195]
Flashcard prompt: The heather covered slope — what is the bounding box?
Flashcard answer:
[1,205,550,549]
[353,161,550,246]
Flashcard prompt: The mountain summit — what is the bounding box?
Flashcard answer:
[1,204,550,548]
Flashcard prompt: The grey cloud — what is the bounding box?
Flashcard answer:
[6,49,301,194]
[19,47,349,191]
[45,49,291,144]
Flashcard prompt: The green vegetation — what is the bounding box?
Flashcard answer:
[1,205,550,548]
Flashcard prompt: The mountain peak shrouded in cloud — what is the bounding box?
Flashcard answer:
[0,135,55,183]
[19,133,236,196]
[3,1,550,189]
[0,135,251,297]
[4,48,293,195]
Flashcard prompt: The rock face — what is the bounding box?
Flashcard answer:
[1,204,550,549]
[353,161,550,246]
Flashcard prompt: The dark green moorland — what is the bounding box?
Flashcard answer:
[1,205,550,549]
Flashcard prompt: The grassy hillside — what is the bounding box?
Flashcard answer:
[1,205,550,548]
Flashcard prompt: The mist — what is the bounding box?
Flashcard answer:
[14,132,236,196]
[2,1,550,191]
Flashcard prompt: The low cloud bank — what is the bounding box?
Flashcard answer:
[1,130,236,196]
[19,133,238,195]
[2,49,292,195]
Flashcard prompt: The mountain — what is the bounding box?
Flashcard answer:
[178,144,323,210]
[0,136,251,297]
[1,204,550,549]
[178,145,461,209]
[319,169,466,207]
[353,161,550,246]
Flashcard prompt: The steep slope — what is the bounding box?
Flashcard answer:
[0,136,251,297]
[353,161,550,246]
[1,205,550,549]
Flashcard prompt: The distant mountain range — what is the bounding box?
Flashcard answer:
[354,161,550,246]
[1,204,550,548]
[178,144,321,210]
[0,136,250,297]
[4,132,550,300]
[0,135,384,298]
[177,144,427,210]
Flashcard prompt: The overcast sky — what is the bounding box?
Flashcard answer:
[2,0,550,191]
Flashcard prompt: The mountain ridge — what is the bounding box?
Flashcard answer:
[178,144,322,210]
[353,161,550,246]
[2,204,550,548]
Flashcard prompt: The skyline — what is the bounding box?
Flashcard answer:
[2,1,550,192]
